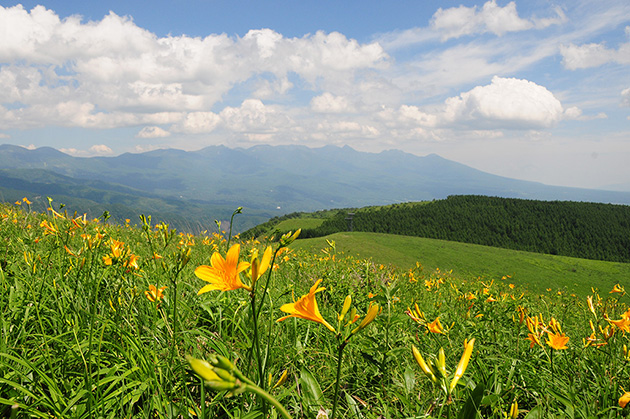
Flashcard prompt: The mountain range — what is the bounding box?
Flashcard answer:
[1,143,629,232]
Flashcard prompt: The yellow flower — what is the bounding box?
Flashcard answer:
[450,338,475,391]
[351,302,380,335]
[427,317,445,334]
[249,246,272,286]
[546,332,569,350]
[610,284,625,294]
[508,401,519,419]
[586,295,596,316]
[620,388,630,408]
[145,285,167,302]
[525,315,544,348]
[412,338,475,394]
[272,369,289,389]
[608,316,630,333]
[412,345,437,384]
[125,254,140,270]
[338,295,352,322]
[40,220,58,235]
[102,239,126,265]
[195,244,251,294]
[277,279,336,333]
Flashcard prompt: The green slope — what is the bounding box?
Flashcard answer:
[292,232,629,297]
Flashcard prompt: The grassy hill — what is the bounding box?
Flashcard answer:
[292,232,629,298]
[249,196,630,263]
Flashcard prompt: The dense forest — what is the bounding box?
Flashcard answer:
[256,196,630,263]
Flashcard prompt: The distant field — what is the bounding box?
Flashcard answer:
[274,218,325,231]
[293,232,629,297]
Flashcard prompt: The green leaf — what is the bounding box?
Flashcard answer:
[458,382,485,419]
[524,405,543,419]
[299,366,325,415]
[403,366,416,395]
[345,391,364,419]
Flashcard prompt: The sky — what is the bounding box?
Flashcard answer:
[1,0,629,190]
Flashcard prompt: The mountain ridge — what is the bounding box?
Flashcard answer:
[1,143,629,232]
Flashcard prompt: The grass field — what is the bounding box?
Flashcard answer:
[2,202,630,418]
[274,218,325,231]
[294,232,630,298]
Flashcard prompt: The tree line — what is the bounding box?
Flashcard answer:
[297,195,630,263]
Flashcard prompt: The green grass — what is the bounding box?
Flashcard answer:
[293,232,630,297]
[275,218,325,231]
[2,201,630,418]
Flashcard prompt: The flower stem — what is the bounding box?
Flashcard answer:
[249,291,267,414]
[245,383,294,419]
[331,340,347,419]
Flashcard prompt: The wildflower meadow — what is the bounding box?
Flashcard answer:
[1,199,630,418]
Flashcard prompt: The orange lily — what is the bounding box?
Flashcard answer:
[195,244,251,294]
[427,317,445,334]
[145,285,167,302]
[277,279,335,333]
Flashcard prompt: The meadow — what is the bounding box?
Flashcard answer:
[1,200,630,418]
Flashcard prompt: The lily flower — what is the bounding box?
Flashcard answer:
[427,317,445,334]
[249,246,272,286]
[546,332,569,350]
[351,302,380,335]
[610,284,625,294]
[195,244,251,294]
[145,285,167,303]
[450,338,475,391]
[277,279,336,333]
[412,345,437,384]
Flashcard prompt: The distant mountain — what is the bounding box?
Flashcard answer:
[1,143,629,232]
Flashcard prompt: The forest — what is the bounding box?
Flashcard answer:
[287,195,630,263]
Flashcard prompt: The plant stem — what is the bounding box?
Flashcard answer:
[331,340,347,419]
[249,290,267,414]
[245,384,294,419]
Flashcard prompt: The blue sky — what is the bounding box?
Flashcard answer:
[1,1,629,190]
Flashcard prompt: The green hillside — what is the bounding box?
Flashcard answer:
[269,196,630,263]
[292,232,629,298]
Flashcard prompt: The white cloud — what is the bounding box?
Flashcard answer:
[0,5,387,130]
[220,99,293,134]
[136,126,171,138]
[89,144,114,155]
[560,42,630,70]
[0,132,10,139]
[622,88,630,107]
[173,112,221,134]
[310,92,353,113]
[59,144,113,156]
[442,76,564,129]
[563,107,608,121]
[431,1,565,41]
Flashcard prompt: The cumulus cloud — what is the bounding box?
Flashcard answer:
[89,144,114,155]
[442,76,564,129]
[172,112,221,134]
[431,1,565,41]
[59,144,113,156]
[560,42,630,70]
[219,99,293,134]
[0,5,387,130]
[136,126,171,138]
[310,93,354,113]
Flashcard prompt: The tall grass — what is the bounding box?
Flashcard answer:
[1,200,629,418]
